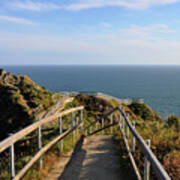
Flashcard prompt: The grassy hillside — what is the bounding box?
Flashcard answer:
[126,102,180,179]
[0,69,60,140]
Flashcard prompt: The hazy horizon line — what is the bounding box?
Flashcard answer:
[1,64,180,67]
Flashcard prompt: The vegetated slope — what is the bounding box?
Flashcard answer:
[74,95,180,180]
[76,94,114,115]
[128,102,162,122]
[0,69,59,140]
[126,102,180,179]
[74,94,119,127]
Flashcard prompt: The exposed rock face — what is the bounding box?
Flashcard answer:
[0,69,55,140]
[0,69,6,79]
[0,69,32,85]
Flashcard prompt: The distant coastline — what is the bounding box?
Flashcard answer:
[2,65,180,117]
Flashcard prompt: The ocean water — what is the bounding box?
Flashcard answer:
[2,65,180,118]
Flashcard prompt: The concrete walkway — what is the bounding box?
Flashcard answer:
[47,135,122,180]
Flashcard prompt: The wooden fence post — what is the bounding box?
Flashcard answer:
[38,118,42,168]
[80,110,83,131]
[144,139,151,180]
[110,114,113,134]
[122,118,124,132]
[121,114,124,133]
[59,116,63,153]
[72,112,75,143]
[131,122,136,153]
[9,134,15,180]
[95,122,98,131]
[102,118,104,134]
[75,116,78,139]
[126,114,129,139]
[119,114,121,126]
[90,126,92,134]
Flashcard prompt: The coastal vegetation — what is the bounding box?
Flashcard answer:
[0,70,62,179]
[117,102,179,179]
[0,69,60,140]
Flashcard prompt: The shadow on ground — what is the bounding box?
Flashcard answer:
[58,135,122,180]
[58,135,86,180]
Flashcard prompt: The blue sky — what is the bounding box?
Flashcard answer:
[0,0,180,65]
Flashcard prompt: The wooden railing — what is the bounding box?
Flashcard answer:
[0,105,171,180]
[0,106,84,180]
[83,106,171,180]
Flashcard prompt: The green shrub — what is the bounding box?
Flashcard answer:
[167,115,180,131]
[128,102,162,122]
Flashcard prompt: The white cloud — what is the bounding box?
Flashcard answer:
[8,0,61,11]
[120,24,176,37]
[101,22,112,28]
[66,0,180,10]
[0,24,180,65]
[0,15,35,25]
[7,0,180,11]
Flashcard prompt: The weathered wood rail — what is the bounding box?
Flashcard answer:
[83,106,171,180]
[0,106,84,180]
[0,105,171,180]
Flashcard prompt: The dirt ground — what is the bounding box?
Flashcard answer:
[46,135,122,180]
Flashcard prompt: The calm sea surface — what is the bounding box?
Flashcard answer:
[2,65,180,118]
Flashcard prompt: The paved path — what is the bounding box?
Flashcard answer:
[47,135,122,180]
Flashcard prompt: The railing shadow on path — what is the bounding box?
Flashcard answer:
[58,135,121,180]
[58,135,86,180]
